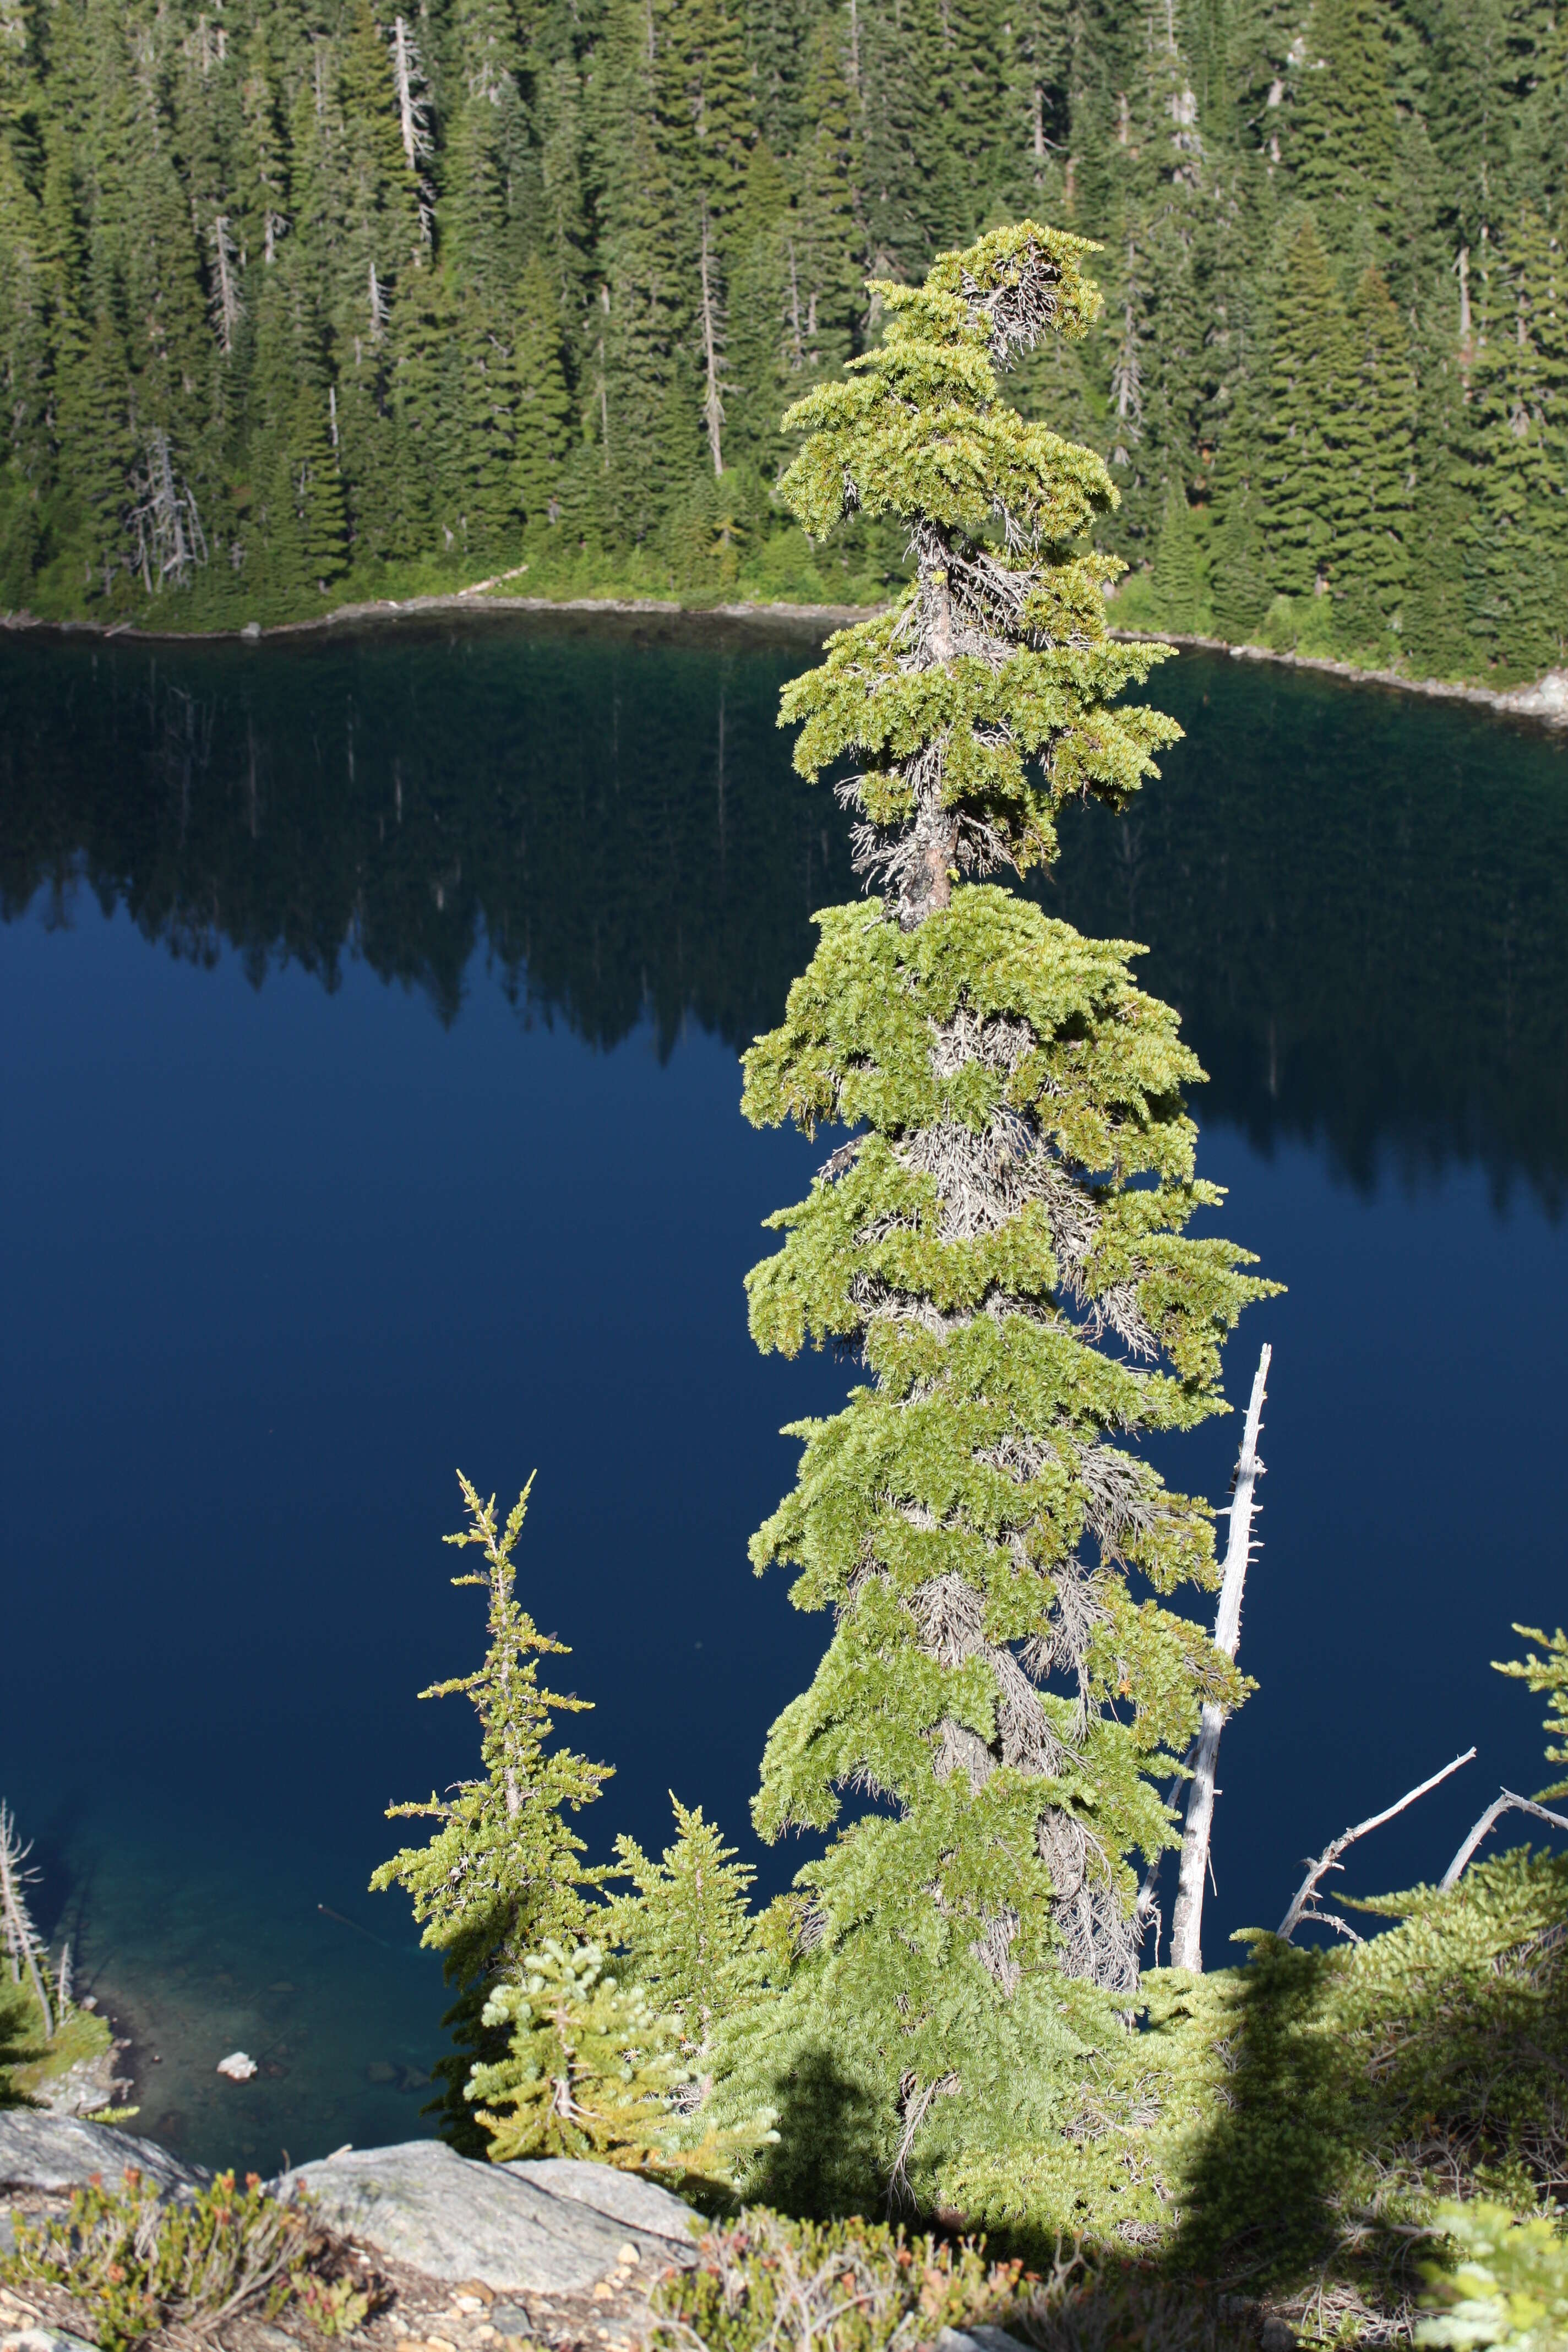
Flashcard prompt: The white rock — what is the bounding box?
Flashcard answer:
[216,2050,258,2081]
[1503,668,1568,717]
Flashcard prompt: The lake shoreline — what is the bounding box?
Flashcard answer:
[3,589,1566,727]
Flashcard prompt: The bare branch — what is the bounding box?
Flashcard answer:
[1440,1788,1568,1890]
[0,1800,54,2039]
[1170,1342,1271,1970]
[1278,1748,1477,1942]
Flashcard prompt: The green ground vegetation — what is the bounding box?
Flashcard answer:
[0,0,1564,680]
[0,2165,372,2348]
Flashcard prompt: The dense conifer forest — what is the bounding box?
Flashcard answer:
[0,0,1564,668]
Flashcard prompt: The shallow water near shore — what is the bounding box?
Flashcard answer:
[3,614,1567,2174]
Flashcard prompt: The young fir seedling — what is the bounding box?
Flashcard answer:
[371,1473,612,2148]
[720,222,1278,2221]
[605,1796,764,2058]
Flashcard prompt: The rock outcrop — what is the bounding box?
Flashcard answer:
[273,2142,698,2295]
[0,2114,210,2196]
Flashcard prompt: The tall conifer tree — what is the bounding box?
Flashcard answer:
[716,224,1273,2225]
[1258,214,1353,597]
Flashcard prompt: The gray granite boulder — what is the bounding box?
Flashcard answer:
[500,2159,698,2248]
[275,2142,699,2295]
[0,2113,210,2196]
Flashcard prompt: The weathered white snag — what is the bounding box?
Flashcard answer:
[0,1799,54,2041]
[1169,1342,1271,1972]
[1441,1788,1568,1888]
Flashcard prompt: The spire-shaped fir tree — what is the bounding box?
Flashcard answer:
[1259,213,1354,598]
[714,224,1276,2229]
[372,1472,613,2151]
[605,1797,761,2057]
[1335,262,1415,647]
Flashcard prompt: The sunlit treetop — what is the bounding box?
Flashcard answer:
[775,223,1182,925]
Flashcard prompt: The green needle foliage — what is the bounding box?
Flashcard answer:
[606,1796,764,2059]
[371,1471,612,2150]
[720,223,1276,2230]
[1418,2203,1568,2352]
[1496,1625,1568,1801]
[0,1974,41,2108]
[467,1938,683,2168]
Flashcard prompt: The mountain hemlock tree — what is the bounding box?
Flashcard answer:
[371,1473,612,2151]
[720,223,1276,2225]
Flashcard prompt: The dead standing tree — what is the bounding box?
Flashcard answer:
[0,1800,55,2041]
[1169,1342,1271,1971]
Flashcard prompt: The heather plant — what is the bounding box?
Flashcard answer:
[0,2166,317,2350]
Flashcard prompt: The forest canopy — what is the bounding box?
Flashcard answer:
[0,0,1564,673]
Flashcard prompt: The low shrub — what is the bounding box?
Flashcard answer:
[650,2209,1026,2352]
[0,2163,333,2349]
[649,2211,1266,2352]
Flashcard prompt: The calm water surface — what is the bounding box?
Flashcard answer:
[3,616,1566,2173]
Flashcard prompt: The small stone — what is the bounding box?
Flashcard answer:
[216,2051,257,2081]
[454,2297,485,2313]
[242,620,262,639]
[487,2306,530,2339]
[590,2283,615,2302]
[454,2283,494,2304]
[615,2245,639,2267]
[472,2329,498,2343]
[426,2337,459,2351]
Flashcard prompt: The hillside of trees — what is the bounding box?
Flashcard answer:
[0,0,1564,677]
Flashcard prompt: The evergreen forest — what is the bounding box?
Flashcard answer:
[1,0,1566,677]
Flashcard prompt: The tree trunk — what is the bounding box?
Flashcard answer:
[1169,1342,1270,1970]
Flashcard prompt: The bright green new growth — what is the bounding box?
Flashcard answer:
[1418,2203,1568,2352]
[726,224,1276,2223]
[371,1473,611,2149]
[467,1939,683,2168]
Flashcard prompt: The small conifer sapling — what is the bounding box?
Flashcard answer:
[371,1473,612,2149]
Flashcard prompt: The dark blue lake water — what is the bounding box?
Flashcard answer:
[3,614,1566,2176]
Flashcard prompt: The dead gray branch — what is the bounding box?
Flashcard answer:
[1440,1788,1568,1889]
[1278,1747,1477,1942]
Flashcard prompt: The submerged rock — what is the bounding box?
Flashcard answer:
[272,2142,698,2295]
[216,2051,258,2081]
[0,2112,211,2194]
